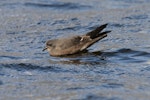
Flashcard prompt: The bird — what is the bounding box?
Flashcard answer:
[43,24,111,56]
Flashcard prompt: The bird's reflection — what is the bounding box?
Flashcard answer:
[48,50,107,65]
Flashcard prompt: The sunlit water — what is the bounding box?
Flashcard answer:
[0,0,150,100]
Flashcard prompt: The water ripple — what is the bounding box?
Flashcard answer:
[24,2,91,10]
[1,63,61,72]
[0,80,3,85]
[102,48,150,63]
[46,48,150,65]
[81,94,120,100]
[0,63,81,74]
[123,14,148,20]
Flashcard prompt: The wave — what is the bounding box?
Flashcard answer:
[24,2,91,10]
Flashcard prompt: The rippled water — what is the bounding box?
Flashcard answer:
[0,0,150,100]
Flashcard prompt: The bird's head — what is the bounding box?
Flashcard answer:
[43,40,55,52]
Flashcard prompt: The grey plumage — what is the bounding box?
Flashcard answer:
[43,24,111,56]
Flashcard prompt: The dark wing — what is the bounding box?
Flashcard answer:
[86,24,108,39]
[84,31,111,49]
[79,24,111,50]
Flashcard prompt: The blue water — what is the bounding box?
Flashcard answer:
[0,0,150,100]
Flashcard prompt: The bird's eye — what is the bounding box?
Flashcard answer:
[47,43,52,46]
[46,42,52,46]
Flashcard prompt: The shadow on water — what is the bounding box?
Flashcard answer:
[48,50,106,65]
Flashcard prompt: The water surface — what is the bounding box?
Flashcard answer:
[0,0,150,100]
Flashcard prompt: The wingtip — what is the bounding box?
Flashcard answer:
[101,23,108,27]
[105,30,111,33]
[96,23,109,30]
[100,30,111,35]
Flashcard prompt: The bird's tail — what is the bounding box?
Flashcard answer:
[81,24,111,50]
[86,24,111,39]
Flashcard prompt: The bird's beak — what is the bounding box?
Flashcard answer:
[42,47,47,51]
